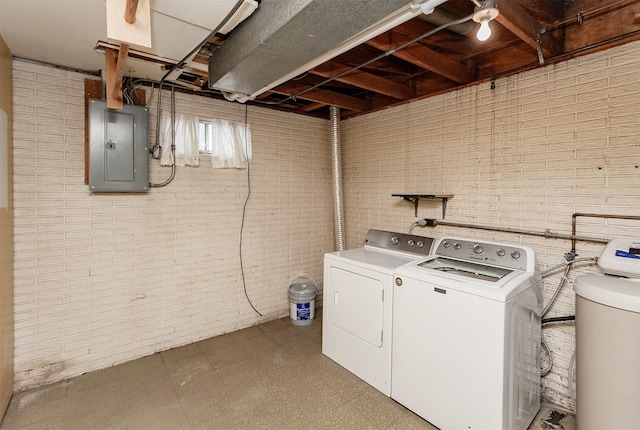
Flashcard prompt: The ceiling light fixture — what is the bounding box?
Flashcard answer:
[472,0,499,41]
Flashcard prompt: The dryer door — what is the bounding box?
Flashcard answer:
[326,266,384,347]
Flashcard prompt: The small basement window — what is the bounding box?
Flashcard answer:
[198,118,252,169]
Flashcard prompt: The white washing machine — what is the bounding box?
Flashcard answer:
[392,237,542,430]
[322,229,434,396]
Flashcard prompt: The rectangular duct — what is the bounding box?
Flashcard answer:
[208,0,421,100]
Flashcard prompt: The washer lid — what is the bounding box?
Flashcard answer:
[574,274,640,313]
[417,256,514,282]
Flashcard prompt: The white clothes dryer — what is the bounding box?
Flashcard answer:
[392,237,542,430]
[322,229,434,396]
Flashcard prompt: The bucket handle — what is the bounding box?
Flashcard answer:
[290,272,317,287]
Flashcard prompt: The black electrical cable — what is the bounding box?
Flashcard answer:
[150,85,177,188]
[239,104,262,317]
[542,316,575,325]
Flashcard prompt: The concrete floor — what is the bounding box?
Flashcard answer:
[0,313,575,429]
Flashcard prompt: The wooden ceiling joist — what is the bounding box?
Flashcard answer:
[271,85,367,112]
[311,61,415,100]
[298,102,327,113]
[495,0,563,57]
[367,32,474,84]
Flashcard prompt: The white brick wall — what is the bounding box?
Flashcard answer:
[12,60,334,390]
[12,41,640,411]
[341,41,640,411]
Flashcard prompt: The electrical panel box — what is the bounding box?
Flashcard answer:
[88,99,149,192]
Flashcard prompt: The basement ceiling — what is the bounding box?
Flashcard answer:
[202,0,640,119]
[2,0,640,120]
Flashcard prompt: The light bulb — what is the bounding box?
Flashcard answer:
[476,19,492,41]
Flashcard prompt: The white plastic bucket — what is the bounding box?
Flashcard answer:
[288,275,318,326]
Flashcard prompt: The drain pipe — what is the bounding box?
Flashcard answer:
[330,106,346,251]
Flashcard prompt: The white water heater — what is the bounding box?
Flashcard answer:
[574,238,640,430]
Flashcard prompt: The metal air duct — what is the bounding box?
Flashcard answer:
[208,0,427,101]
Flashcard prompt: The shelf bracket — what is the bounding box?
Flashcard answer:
[392,194,454,218]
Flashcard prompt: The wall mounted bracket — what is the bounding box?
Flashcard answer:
[392,194,454,218]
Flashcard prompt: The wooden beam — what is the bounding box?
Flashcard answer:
[298,102,327,113]
[367,32,474,84]
[105,43,129,109]
[311,61,415,100]
[495,0,563,57]
[564,0,640,52]
[271,85,367,112]
[124,0,139,24]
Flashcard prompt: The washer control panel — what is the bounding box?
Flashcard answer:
[436,237,531,271]
[364,229,435,256]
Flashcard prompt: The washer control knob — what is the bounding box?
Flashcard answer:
[473,244,484,254]
[496,248,506,257]
[417,241,424,248]
[442,241,450,248]
[511,250,521,259]
[453,242,461,250]
[391,236,399,245]
[408,239,415,247]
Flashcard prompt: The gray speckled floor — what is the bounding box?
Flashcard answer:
[1,313,573,430]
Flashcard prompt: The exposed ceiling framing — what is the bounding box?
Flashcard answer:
[187,0,640,119]
[3,0,639,119]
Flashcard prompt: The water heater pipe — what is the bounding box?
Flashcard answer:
[571,213,640,255]
[421,218,608,244]
[330,106,346,251]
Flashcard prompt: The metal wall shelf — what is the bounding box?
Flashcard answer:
[392,194,454,218]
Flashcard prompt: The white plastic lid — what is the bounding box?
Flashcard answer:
[574,274,640,313]
[289,282,317,295]
[597,238,640,277]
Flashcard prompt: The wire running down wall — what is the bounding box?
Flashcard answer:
[11,59,334,391]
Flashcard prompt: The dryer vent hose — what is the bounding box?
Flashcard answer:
[330,106,345,251]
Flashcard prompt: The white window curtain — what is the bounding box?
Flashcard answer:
[159,112,200,167]
[208,119,252,169]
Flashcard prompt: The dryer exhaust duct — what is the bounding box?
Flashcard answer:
[208,0,440,101]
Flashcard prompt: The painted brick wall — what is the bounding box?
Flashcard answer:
[341,41,640,411]
[12,41,640,411]
[12,60,334,390]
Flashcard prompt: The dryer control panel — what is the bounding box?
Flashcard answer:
[364,229,434,256]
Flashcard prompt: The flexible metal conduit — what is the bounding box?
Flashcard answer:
[571,213,640,254]
[424,219,609,244]
[330,106,346,251]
